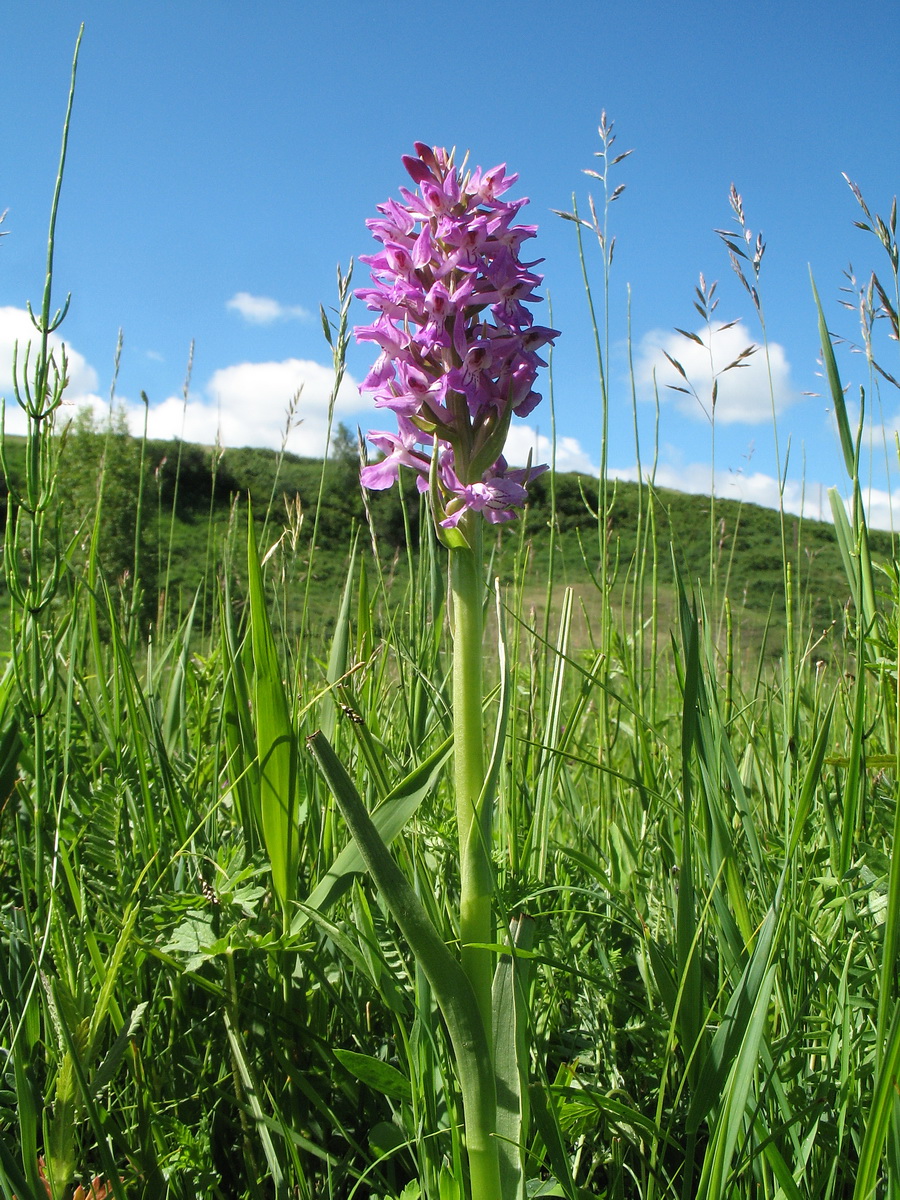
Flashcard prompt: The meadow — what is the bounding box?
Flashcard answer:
[3,42,900,1200]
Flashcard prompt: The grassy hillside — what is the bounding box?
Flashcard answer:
[0,423,882,660]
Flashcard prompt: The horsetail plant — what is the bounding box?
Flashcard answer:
[0,38,79,1198]
[312,144,558,1199]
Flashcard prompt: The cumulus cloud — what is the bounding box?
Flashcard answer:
[62,364,360,455]
[502,424,600,476]
[226,292,310,324]
[0,305,103,433]
[111,358,359,454]
[635,321,796,425]
[842,484,900,534]
[608,458,840,524]
[195,358,360,451]
[0,305,359,453]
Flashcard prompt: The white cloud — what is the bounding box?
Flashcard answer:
[0,305,359,453]
[635,321,796,425]
[608,458,841,524]
[124,357,359,454]
[0,305,102,433]
[194,358,360,451]
[502,424,599,475]
[841,484,900,534]
[226,292,310,324]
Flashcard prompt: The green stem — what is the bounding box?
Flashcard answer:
[449,515,493,1048]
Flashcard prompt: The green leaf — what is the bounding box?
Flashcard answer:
[219,574,261,845]
[853,1001,900,1200]
[89,1002,149,1097]
[694,965,777,1200]
[162,911,220,972]
[87,904,140,1056]
[161,592,197,756]
[307,730,498,1186]
[303,735,452,915]
[811,270,855,478]
[334,1049,411,1102]
[492,913,535,1200]
[686,902,778,1133]
[224,1009,285,1191]
[368,1119,408,1160]
[529,1073,579,1199]
[320,534,357,741]
[247,507,300,910]
[828,486,861,612]
[438,1168,463,1200]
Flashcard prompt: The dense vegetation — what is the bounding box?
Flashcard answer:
[1,401,897,1198]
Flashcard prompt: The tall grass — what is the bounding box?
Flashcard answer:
[2,41,900,1200]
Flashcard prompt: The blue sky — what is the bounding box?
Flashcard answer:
[1,2,898,524]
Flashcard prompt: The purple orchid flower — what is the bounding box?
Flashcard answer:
[356,143,558,526]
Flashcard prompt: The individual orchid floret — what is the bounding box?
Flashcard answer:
[355,143,558,530]
[439,456,549,528]
[359,424,430,492]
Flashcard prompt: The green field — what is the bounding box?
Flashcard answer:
[2,400,899,1198]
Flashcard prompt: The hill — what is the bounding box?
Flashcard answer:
[0,422,886,657]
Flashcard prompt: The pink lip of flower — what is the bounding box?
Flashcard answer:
[359,426,431,491]
[356,144,559,525]
[438,457,549,528]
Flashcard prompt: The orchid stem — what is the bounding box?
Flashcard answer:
[450,516,494,1043]
[450,516,503,1198]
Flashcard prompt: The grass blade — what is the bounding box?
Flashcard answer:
[492,913,535,1200]
[303,735,452,915]
[246,509,300,912]
[853,1002,900,1200]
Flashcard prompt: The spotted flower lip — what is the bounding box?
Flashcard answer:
[356,143,559,526]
